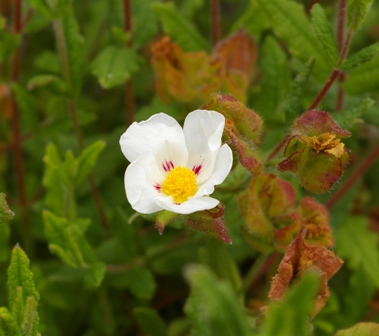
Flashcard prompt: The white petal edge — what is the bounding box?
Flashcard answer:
[120,113,188,164]
[196,144,233,197]
[155,196,219,215]
[124,152,165,214]
[183,109,225,184]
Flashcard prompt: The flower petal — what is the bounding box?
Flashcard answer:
[196,144,233,196]
[124,153,165,214]
[120,113,188,165]
[155,195,219,215]
[183,109,225,183]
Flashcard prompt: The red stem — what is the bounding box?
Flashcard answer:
[11,0,30,246]
[326,143,379,209]
[337,0,347,54]
[123,0,134,127]
[211,0,220,45]
[308,69,340,110]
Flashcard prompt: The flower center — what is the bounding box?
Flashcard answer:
[161,166,198,204]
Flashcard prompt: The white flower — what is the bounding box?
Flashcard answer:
[120,109,233,215]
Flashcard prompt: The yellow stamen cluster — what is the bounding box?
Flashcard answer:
[161,166,198,204]
[310,133,345,158]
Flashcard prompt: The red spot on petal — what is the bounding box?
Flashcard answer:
[192,164,202,175]
[162,160,175,172]
[154,184,161,192]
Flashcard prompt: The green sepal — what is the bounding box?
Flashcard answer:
[155,210,179,234]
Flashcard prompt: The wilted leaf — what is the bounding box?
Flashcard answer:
[269,229,343,316]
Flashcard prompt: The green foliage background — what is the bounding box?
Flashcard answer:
[1,0,379,335]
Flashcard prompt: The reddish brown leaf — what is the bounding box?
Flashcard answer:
[269,229,343,316]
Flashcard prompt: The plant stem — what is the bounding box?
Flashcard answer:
[308,69,340,110]
[211,0,220,45]
[326,143,379,209]
[123,0,134,127]
[337,0,347,53]
[53,19,110,231]
[238,252,271,296]
[11,0,31,247]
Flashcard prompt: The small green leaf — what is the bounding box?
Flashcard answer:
[153,2,209,52]
[231,0,270,34]
[283,58,315,122]
[256,0,330,78]
[259,272,319,336]
[0,30,20,62]
[7,245,40,309]
[341,41,379,70]
[91,46,140,89]
[335,216,379,287]
[53,4,84,97]
[132,0,159,49]
[343,56,379,94]
[11,287,24,325]
[335,322,379,336]
[205,239,242,294]
[311,4,339,67]
[84,262,106,289]
[184,265,250,336]
[333,97,374,129]
[75,140,106,185]
[0,193,14,225]
[133,307,168,336]
[0,307,22,336]
[21,296,40,336]
[126,267,156,300]
[254,36,290,122]
[347,0,374,31]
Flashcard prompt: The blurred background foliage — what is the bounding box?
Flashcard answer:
[1,0,379,335]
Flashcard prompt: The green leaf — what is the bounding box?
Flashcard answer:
[0,193,14,225]
[341,41,379,70]
[7,245,40,309]
[91,46,140,89]
[256,0,330,78]
[75,140,105,185]
[21,296,40,336]
[29,0,69,18]
[126,267,156,300]
[0,307,22,336]
[205,239,242,294]
[43,210,86,268]
[0,30,20,62]
[333,97,374,129]
[84,262,106,289]
[254,36,290,122]
[132,0,159,49]
[311,4,339,67]
[347,0,374,31]
[258,272,319,336]
[133,307,168,336]
[283,58,315,122]
[53,4,84,97]
[153,2,209,52]
[11,287,24,325]
[343,56,379,94]
[335,216,379,287]
[12,84,39,131]
[184,265,250,336]
[335,322,379,336]
[230,0,270,34]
